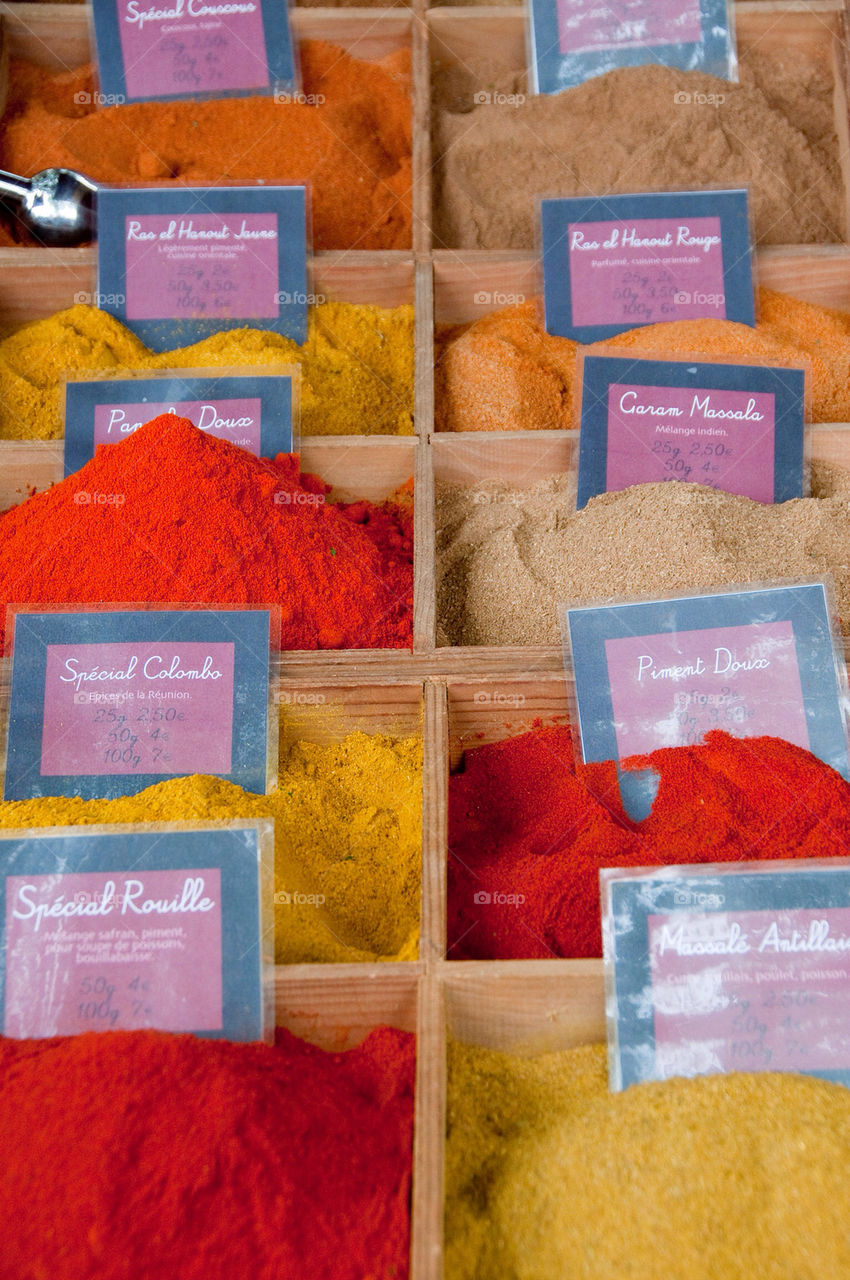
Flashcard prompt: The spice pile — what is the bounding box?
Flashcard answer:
[0,728,423,965]
[433,48,842,248]
[0,414,414,651]
[437,467,850,646]
[0,301,415,440]
[0,41,412,249]
[447,727,850,959]
[0,1025,415,1279]
[446,1038,850,1280]
[436,289,850,431]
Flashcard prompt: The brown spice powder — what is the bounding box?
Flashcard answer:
[433,50,843,249]
[437,468,850,646]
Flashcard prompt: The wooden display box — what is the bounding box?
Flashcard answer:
[427,1,850,249]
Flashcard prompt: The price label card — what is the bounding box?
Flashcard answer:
[576,355,806,508]
[542,190,754,342]
[4,608,273,801]
[0,821,272,1042]
[91,0,296,104]
[602,859,850,1090]
[97,186,308,351]
[562,582,850,819]
[528,0,735,95]
[64,371,297,475]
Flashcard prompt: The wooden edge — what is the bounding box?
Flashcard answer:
[412,969,445,1280]
[273,961,422,1047]
[831,4,850,243]
[414,434,437,652]
[414,259,434,439]
[422,677,448,963]
[412,4,432,255]
[441,959,607,1052]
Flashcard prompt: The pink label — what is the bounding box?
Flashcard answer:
[118,0,269,100]
[124,214,279,322]
[40,641,235,777]
[557,0,701,56]
[569,217,725,328]
[649,906,850,1075]
[604,621,809,758]
[4,868,223,1036]
[94,398,262,453]
[605,384,775,500]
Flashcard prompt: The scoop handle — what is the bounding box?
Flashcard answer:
[0,170,31,205]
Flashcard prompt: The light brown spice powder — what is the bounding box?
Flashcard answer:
[436,465,850,646]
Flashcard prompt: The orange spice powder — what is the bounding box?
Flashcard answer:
[436,289,850,430]
[0,41,412,250]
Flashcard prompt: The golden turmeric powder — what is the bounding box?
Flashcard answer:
[0,728,422,964]
[436,288,850,431]
[447,1039,850,1280]
[0,301,414,440]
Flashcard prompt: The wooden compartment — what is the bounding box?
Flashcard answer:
[432,426,850,665]
[272,965,429,1279]
[430,963,606,1280]
[0,253,425,439]
[427,1,850,250]
[0,434,434,657]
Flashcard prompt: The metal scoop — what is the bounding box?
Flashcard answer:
[0,167,97,246]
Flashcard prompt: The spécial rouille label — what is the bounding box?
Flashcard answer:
[576,355,806,508]
[64,372,296,475]
[542,191,753,342]
[562,582,849,820]
[91,0,295,103]
[528,0,734,94]
[4,609,272,801]
[0,823,270,1041]
[603,861,850,1090]
[96,186,308,351]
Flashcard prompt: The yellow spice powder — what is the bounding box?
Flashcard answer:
[446,1039,850,1279]
[0,301,414,440]
[0,729,422,964]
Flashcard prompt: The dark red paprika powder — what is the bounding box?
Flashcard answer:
[447,726,850,960]
[0,1025,415,1280]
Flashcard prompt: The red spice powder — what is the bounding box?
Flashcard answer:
[0,1025,415,1280]
[0,415,414,651]
[447,726,850,960]
[0,41,412,250]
